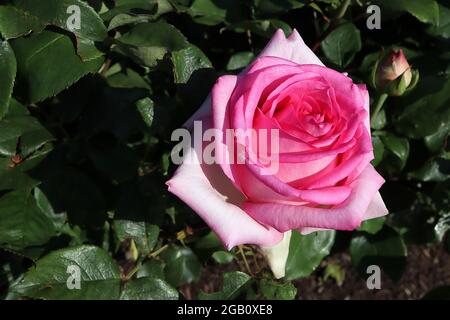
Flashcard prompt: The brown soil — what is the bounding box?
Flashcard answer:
[181,244,450,300]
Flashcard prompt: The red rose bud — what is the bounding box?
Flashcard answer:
[372,49,419,96]
[377,49,411,85]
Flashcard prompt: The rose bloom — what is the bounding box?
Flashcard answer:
[167,30,388,274]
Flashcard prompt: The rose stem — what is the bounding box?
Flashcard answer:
[238,245,254,276]
[370,93,389,128]
[124,261,142,281]
[148,244,169,258]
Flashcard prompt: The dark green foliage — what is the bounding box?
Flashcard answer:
[0,0,449,300]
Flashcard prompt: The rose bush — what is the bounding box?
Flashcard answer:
[1,0,448,301]
[167,30,388,274]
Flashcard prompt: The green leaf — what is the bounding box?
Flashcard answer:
[322,23,361,67]
[212,251,234,264]
[259,279,297,300]
[106,67,150,89]
[371,109,386,130]
[350,228,407,282]
[189,0,247,26]
[115,22,188,68]
[195,231,223,250]
[107,14,153,31]
[255,0,305,15]
[101,0,159,22]
[0,158,40,192]
[405,0,440,25]
[199,271,251,300]
[11,30,104,103]
[0,41,17,119]
[0,108,52,191]
[0,114,53,157]
[409,156,450,182]
[359,51,380,74]
[371,135,384,167]
[0,189,56,251]
[230,19,292,38]
[34,187,67,234]
[226,51,255,71]
[377,0,440,25]
[4,98,29,116]
[120,277,179,300]
[427,4,450,38]
[285,230,335,280]
[194,231,225,258]
[136,260,165,279]
[136,97,154,127]
[113,220,160,256]
[424,122,450,153]
[171,44,212,84]
[0,0,107,59]
[161,245,201,286]
[11,245,121,300]
[395,77,450,138]
[381,133,410,170]
[358,217,386,235]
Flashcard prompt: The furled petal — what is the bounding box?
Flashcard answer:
[187,28,331,133]
[167,117,283,250]
[211,75,239,185]
[243,165,385,232]
[259,29,324,66]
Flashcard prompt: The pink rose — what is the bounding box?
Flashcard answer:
[167,30,387,254]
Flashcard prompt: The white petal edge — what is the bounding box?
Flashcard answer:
[259,29,324,66]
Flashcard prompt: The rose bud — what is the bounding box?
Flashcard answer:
[372,48,419,96]
[167,30,388,279]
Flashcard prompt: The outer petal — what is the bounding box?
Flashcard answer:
[167,118,283,250]
[243,165,385,232]
[298,191,388,235]
[357,84,371,132]
[259,29,324,66]
[364,191,388,220]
